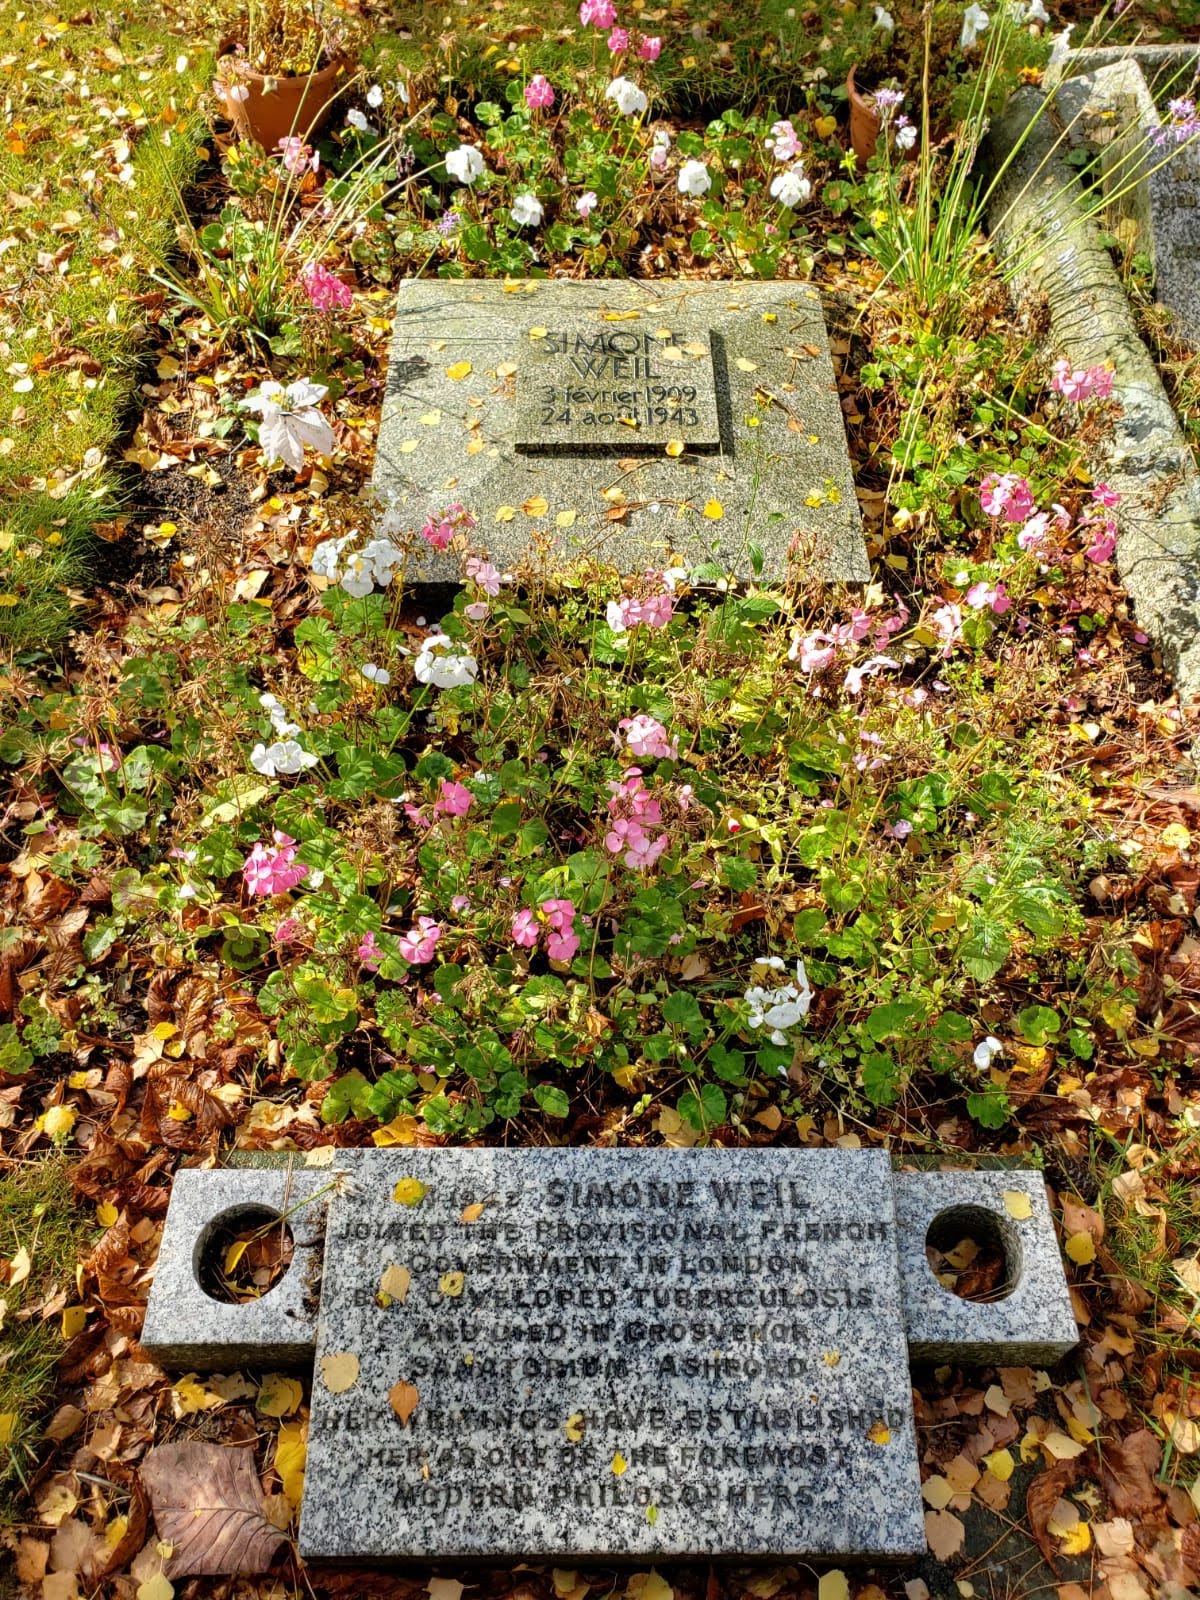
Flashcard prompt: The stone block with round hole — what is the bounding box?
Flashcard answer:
[139,1167,330,1371]
[892,1168,1078,1366]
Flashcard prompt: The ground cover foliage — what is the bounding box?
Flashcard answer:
[1,0,1199,1597]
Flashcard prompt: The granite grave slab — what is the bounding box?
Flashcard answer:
[141,1149,1079,1567]
[1056,57,1200,346]
[373,280,869,583]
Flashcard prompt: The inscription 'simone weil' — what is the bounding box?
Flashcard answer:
[514,324,722,452]
[299,1149,926,1562]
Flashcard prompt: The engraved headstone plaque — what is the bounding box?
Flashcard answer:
[298,1148,925,1563]
[514,324,721,452]
[372,280,870,584]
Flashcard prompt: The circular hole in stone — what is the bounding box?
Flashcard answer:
[924,1203,1022,1303]
[195,1204,295,1305]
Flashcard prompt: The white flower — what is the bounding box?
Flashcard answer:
[510,191,544,227]
[1047,25,1073,72]
[445,144,485,184]
[744,960,813,1046]
[606,599,628,634]
[413,633,479,690]
[347,107,376,134]
[311,534,352,581]
[259,692,300,738]
[960,3,989,49]
[770,164,812,208]
[240,379,335,474]
[577,190,598,218]
[677,159,711,196]
[874,5,895,30]
[361,662,390,684]
[1024,0,1049,19]
[895,120,918,151]
[605,76,648,117]
[973,1035,1004,1070]
[358,538,404,586]
[366,83,383,108]
[250,739,319,778]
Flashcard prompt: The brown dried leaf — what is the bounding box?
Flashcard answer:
[139,1441,287,1576]
[1100,1428,1163,1517]
[389,1380,419,1425]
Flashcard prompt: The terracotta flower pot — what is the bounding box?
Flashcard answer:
[216,54,347,151]
[847,67,881,165]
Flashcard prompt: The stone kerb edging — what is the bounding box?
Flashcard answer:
[983,86,1200,710]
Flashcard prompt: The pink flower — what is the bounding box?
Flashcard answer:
[357,931,382,971]
[1087,364,1114,399]
[884,819,913,840]
[576,190,598,217]
[979,472,1034,523]
[794,633,836,673]
[617,713,678,760]
[301,261,353,313]
[930,602,964,652]
[511,908,539,948]
[542,899,580,962]
[1092,482,1120,508]
[1017,511,1049,550]
[273,915,302,946]
[451,894,471,913]
[843,655,899,696]
[607,25,630,51]
[243,832,309,896]
[638,34,662,60]
[465,556,502,595]
[464,602,489,622]
[767,118,800,160]
[964,580,1010,614]
[399,916,441,963]
[421,501,476,550]
[606,574,675,631]
[434,779,473,817]
[1085,521,1117,563]
[278,136,318,176]
[579,0,617,26]
[525,74,555,108]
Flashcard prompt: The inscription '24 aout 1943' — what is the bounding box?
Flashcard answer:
[515,325,722,449]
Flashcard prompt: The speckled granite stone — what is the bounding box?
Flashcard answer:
[373,280,868,584]
[893,1168,1078,1366]
[140,1167,329,1371]
[298,1148,924,1563]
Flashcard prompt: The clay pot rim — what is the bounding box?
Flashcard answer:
[215,49,351,86]
[846,65,882,117]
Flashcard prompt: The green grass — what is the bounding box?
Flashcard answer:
[0,1156,89,1525]
[0,7,211,655]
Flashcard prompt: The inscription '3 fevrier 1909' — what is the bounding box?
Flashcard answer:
[299,1150,925,1562]
[514,326,722,452]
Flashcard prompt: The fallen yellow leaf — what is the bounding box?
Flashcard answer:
[445,361,473,380]
[392,1177,427,1207]
[702,499,723,520]
[1003,1189,1033,1220]
[319,1351,360,1394]
[1065,1231,1096,1266]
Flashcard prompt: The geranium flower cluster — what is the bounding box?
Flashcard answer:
[763,117,811,207]
[399,916,441,964]
[743,957,814,1049]
[980,472,1120,564]
[405,778,474,827]
[789,601,908,693]
[1050,359,1115,403]
[312,531,404,597]
[251,693,319,779]
[616,714,678,761]
[420,502,477,552]
[579,0,660,60]
[605,767,669,870]
[240,379,335,474]
[414,632,479,690]
[512,899,580,961]
[277,136,318,177]
[606,568,682,632]
[301,261,352,313]
[243,831,309,897]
